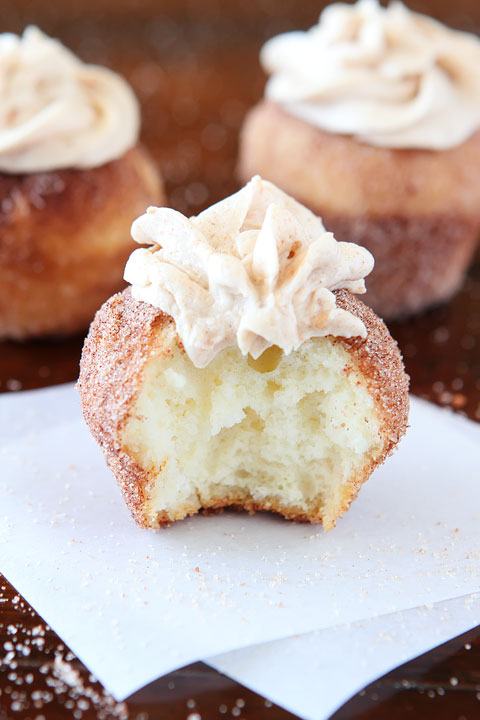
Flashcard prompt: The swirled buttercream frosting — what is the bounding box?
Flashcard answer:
[261,0,480,150]
[124,176,374,368]
[0,26,139,173]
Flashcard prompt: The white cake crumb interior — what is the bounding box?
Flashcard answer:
[122,337,383,528]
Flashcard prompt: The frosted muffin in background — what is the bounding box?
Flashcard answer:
[0,27,163,340]
[239,0,480,319]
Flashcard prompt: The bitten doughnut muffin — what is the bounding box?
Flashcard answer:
[79,177,409,530]
[0,27,163,340]
[239,0,480,319]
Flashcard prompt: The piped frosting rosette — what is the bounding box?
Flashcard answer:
[261,0,480,150]
[0,26,139,173]
[124,177,374,368]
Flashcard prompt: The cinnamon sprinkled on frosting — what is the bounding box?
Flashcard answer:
[0,26,139,173]
[124,176,374,368]
[262,0,480,150]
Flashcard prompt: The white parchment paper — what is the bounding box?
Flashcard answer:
[0,384,479,700]
[210,592,480,720]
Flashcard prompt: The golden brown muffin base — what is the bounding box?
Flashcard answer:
[239,101,480,318]
[78,289,409,529]
[0,145,163,340]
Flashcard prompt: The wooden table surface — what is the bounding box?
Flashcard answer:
[1,1,480,718]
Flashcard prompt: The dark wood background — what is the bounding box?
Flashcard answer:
[1,1,480,718]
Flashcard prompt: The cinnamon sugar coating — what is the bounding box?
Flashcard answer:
[0,145,163,339]
[78,288,409,528]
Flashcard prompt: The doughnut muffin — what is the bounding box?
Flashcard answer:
[79,177,409,530]
[239,0,480,319]
[0,27,163,340]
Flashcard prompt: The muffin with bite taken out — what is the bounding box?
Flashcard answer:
[79,176,409,531]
